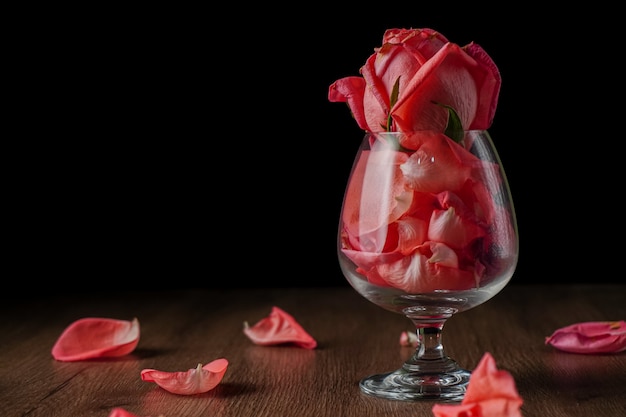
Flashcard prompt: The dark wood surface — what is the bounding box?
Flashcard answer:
[2,284,625,417]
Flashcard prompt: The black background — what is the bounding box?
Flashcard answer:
[11,6,625,295]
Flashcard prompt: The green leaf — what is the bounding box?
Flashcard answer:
[433,101,463,145]
[386,77,401,131]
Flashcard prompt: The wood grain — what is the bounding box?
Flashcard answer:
[1,285,625,417]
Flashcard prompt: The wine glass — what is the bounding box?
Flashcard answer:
[337,130,518,402]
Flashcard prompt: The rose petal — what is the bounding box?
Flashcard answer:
[243,306,317,349]
[108,408,145,417]
[545,320,626,354]
[51,317,140,362]
[431,403,480,417]
[432,352,523,417]
[399,330,418,347]
[463,352,523,405]
[141,358,229,395]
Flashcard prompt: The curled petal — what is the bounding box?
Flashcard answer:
[374,242,476,293]
[51,317,140,362]
[545,320,626,354]
[243,306,317,349]
[432,352,523,417]
[462,42,501,129]
[328,76,368,131]
[399,132,472,192]
[141,359,229,395]
[428,192,487,249]
[464,352,522,405]
[396,217,429,255]
[428,206,486,249]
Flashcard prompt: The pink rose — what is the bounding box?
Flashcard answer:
[328,28,501,132]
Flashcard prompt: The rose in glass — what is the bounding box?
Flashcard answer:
[340,130,515,293]
[328,28,501,133]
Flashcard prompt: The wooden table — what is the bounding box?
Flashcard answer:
[2,284,625,417]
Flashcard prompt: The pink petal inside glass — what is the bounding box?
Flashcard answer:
[141,358,229,395]
[545,320,626,354]
[51,317,140,362]
[243,306,317,349]
[432,352,523,417]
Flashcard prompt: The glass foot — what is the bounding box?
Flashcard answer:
[359,366,470,402]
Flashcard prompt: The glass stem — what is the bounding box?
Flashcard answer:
[402,312,462,374]
[415,323,446,361]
